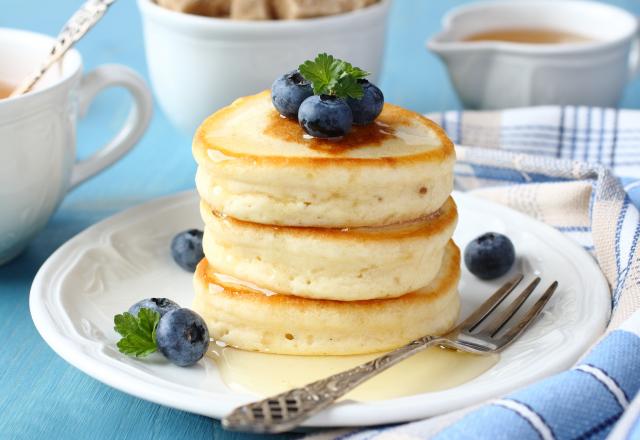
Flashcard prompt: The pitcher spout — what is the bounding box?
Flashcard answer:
[427,32,492,58]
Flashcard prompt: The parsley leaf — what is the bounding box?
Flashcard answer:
[299,53,343,95]
[298,53,370,99]
[114,308,160,357]
[113,312,138,337]
[342,61,370,81]
[334,75,364,100]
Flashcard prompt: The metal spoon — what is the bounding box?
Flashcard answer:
[10,0,116,98]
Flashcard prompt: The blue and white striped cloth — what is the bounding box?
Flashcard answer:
[440,107,640,207]
[304,106,640,440]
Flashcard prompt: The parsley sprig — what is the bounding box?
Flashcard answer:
[298,53,370,100]
[114,308,160,357]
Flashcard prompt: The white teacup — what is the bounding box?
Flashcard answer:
[137,0,390,135]
[428,0,640,109]
[0,28,153,265]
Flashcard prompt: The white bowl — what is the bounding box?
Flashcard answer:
[137,0,391,135]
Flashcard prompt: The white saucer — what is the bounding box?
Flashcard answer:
[29,191,610,428]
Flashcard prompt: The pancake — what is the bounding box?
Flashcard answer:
[193,241,461,355]
[193,90,455,227]
[200,197,457,301]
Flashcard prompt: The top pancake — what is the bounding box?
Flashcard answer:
[195,90,452,160]
[193,91,455,227]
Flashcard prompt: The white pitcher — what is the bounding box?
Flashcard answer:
[427,1,640,109]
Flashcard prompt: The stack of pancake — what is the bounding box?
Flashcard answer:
[192,91,459,355]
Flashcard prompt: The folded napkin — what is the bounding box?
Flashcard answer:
[303,106,640,440]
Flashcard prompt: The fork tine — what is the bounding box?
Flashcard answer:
[456,273,524,332]
[480,277,541,336]
[496,281,559,349]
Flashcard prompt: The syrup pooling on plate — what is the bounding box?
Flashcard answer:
[209,343,499,401]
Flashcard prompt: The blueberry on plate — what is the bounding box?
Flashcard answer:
[464,232,516,280]
[128,298,180,317]
[347,79,384,125]
[298,95,353,138]
[271,70,313,119]
[171,229,204,272]
[156,308,210,367]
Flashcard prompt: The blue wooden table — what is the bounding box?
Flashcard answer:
[2,1,640,438]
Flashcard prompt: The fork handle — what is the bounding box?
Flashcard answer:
[222,335,443,434]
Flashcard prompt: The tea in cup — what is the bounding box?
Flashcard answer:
[0,80,14,99]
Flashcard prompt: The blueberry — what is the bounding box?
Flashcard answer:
[156,308,210,367]
[129,298,180,317]
[298,95,353,138]
[464,232,516,280]
[347,79,384,125]
[271,70,313,119]
[171,229,204,272]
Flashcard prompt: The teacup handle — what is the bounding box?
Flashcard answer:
[69,65,153,189]
[629,21,640,80]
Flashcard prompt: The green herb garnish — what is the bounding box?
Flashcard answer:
[114,308,160,357]
[298,53,370,99]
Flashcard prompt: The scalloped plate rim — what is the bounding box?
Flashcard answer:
[29,190,610,428]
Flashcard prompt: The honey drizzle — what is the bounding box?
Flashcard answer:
[263,110,397,154]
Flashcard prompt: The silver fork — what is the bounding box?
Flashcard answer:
[222,274,559,434]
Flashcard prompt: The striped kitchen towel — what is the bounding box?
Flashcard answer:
[302,106,640,440]
[608,375,640,439]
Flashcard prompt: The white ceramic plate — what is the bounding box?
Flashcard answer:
[30,191,610,427]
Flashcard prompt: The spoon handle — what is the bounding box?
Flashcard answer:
[10,0,117,98]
